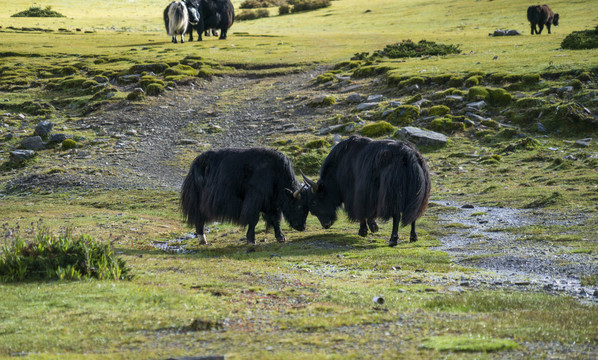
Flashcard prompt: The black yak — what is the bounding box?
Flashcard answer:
[180,148,309,245]
[527,5,559,35]
[164,1,199,43]
[185,0,234,41]
[302,136,431,247]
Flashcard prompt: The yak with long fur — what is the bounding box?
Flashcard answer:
[527,5,559,35]
[185,0,234,41]
[163,1,199,43]
[180,148,309,245]
[302,136,431,247]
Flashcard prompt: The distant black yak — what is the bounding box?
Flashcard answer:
[163,1,199,43]
[302,136,431,247]
[527,5,559,35]
[181,148,309,245]
[185,0,234,41]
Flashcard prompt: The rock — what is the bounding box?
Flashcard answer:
[465,112,489,122]
[413,99,431,107]
[9,150,36,164]
[462,204,474,209]
[344,122,355,132]
[310,94,335,106]
[319,124,345,135]
[21,136,45,150]
[367,94,383,102]
[339,84,363,93]
[492,30,506,36]
[407,84,420,92]
[446,95,463,101]
[346,93,363,103]
[3,133,14,141]
[125,129,138,136]
[355,102,378,111]
[389,100,402,107]
[381,110,393,118]
[34,121,54,137]
[574,138,592,147]
[557,86,574,93]
[537,123,547,132]
[395,126,447,147]
[48,134,72,143]
[467,100,487,110]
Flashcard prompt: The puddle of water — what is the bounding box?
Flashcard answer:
[151,233,198,254]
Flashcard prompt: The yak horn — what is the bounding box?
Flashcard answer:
[300,170,318,193]
[293,188,302,200]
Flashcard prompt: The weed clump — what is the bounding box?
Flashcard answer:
[524,191,564,209]
[237,8,270,20]
[0,226,131,282]
[374,40,460,59]
[11,6,65,17]
[561,25,598,50]
[500,137,540,153]
[359,121,395,137]
[291,0,331,13]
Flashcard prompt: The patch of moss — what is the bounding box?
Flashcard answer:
[398,77,425,88]
[554,103,595,130]
[127,89,145,101]
[145,83,164,96]
[447,76,464,88]
[291,150,327,175]
[164,64,197,77]
[316,73,335,84]
[422,336,519,352]
[489,72,508,84]
[386,105,420,126]
[480,119,500,128]
[359,121,396,137]
[197,68,214,79]
[430,117,465,133]
[429,105,450,117]
[304,139,328,149]
[561,25,598,50]
[504,74,521,83]
[406,94,422,104]
[568,79,583,90]
[61,139,77,150]
[431,74,452,84]
[129,63,170,74]
[468,86,489,100]
[501,137,541,153]
[521,73,541,85]
[465,75,482,87]
[487,88,512,106]
[514,97,546,108]
[140,76,165,89]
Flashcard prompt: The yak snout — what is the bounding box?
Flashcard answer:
[188,8,200,25]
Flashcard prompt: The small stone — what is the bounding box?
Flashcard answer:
[125,129,138,136]
[467,101,487,109]
[407,84,420,92]
[346,93,363,103]
[389,100,402,107]
[34,121,54,137]
[355,102,378,111]
[9,150,36,164]
[462,204,474,209]
[537,122,547,132]
[21,136,45,150]
[446,95,463,101]
[574,138,592,147]
[366,94,383,102]
[557,86,574,93]
[48,134,71,143]
[395,126,447,147]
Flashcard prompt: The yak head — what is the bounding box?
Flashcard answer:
[553,13,559,26]
[301,171,338,229]
[187,6,200,25]
[282,185,310,231]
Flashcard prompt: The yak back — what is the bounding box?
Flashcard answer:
[187,0,234,30]
[181,148,299,226]
[319,135,430,225]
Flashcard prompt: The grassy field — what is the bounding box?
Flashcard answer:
[1,0,598,358]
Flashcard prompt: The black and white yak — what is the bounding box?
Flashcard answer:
[163,1,199,43]
[302,135,431,247]
[185,0,234,41]
[180,148,310,245]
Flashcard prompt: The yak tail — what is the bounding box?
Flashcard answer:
[400,151,431,226]
[180,155,207,227]
[166,2,188,36]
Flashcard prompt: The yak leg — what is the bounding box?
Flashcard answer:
[180,34,185,43]
[195,217,207,245]
[388,215,400,247]
[219,28,227,40]
[367,218,379,233]
[546,23,552,34]
[264,212,286,243]
[409,221,418,243]
[172,36,177,43]
[188,29,194,41]
[245,215,259,245]
[538,23,544,34]
[530,23,535,35]
[358,220,368,237]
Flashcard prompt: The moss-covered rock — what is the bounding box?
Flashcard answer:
[468,86,489,100]
[431,74,452,84]
[489,72,508,84]
[140,75,165,89]
[197,67,214,79]
[465,75,482,87]
[406,94,422,104]
[429,117,465,133]
[127,88,145,101]
[514,97,546,108]
[145,83,164,96]
[568,79,583,90]
[129,63,170,74]
[480,119,500,128]
[291,150,327,175]
[164,64,197,77]
[447,76,464,88]
[386,105,420,126]
[316,72,335,84]
[398,77,425,88]
[359,121,396,137]
[521,73,541,85]
[304,139,328,149]
[61,138,77,150]
[487,88,512,106]
[429,105,450,117]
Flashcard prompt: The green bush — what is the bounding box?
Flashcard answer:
[11,6,65,17]
[0,226,132,282]
[359,121,396,137]
[429,105,450,117]
[236,8,270,20]
[291,0,331,13]
[561,25,598,50]
[375,40,460,59]
[279,4,291,14]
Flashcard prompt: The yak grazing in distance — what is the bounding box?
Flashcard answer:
[180,148,310,245]
[302,136,431,247]
[185,0,234,41]
[527,5,559,35]
[163,1,199,43]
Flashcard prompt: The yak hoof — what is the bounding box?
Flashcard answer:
[367,220,379,233]
[388,236,399,247]
[276,235,287,243]
[410,235,418,243]
[246,238,256,245]
[358,227,368,237]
